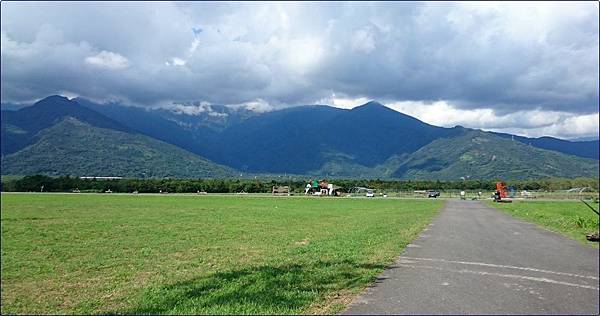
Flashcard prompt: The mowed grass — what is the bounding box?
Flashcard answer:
[1,193,442,314]
[490,200,599,247]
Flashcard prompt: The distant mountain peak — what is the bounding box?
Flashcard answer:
[346,100,433,128]
[350,101,393,114]
[357,100,385,108]
[32,95,83,112]
[4,94,132,137]
[36,95,71,104]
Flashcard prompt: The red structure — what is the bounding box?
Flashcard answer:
[496,182,508,199]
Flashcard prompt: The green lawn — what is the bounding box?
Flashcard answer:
[490,200,599,247]
[1,193,442,314]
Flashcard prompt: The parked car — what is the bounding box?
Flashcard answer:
[427,190,440,198]
[366,189,375,197]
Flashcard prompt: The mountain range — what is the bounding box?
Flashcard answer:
[1,95,598,180]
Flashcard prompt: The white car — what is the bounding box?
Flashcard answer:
[366,189,374,197]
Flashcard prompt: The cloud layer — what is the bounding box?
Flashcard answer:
[1,2,598,138]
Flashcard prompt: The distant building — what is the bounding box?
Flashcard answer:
[80,176,123,180]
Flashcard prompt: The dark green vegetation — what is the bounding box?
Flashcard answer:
[2,96,598,180]
[393,130,599,179]
[490,200,599,246]
[1,95,131,155]
[1,118,234,178]
[2,175,598,194]
[1,194,442,314]
[1,98,234,178]
[213,102,461,174]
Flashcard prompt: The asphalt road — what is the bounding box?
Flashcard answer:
[343,200,599,315]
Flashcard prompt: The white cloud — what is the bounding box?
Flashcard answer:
[320,94,371,109]
[168,102,211,115]
[58,91,79,99]
[385,100,599,139]
[230,98,274,113]
[167,98,274,115]
[490,113,600,139]
[166,101,228,118]
[351,27,376,53]
[85,50,129,70]
[275,36,324,76]
[189,38,200,54]
[0,1,598,139]
[165,57,186,66]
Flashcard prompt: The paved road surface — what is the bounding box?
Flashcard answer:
[344,200,599,315]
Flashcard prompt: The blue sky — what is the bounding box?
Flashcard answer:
[1,1,598,139]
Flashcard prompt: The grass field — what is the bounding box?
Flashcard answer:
[1,193,442,314]
[490,200,599,247]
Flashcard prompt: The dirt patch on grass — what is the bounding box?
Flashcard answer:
[305,290,357,314]
[294,239,310,246]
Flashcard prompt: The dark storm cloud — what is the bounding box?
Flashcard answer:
[1,2,598,114]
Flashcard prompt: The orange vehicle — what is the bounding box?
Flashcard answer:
[496,182,508,198]
[493,182,512,203]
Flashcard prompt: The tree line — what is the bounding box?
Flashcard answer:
[1,175,598,193]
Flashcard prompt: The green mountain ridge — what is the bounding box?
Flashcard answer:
[2,119,597,181]
[392,130,599,180]
[1,96,598,180]
[1,117,235,178]
[301,131,598,180]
